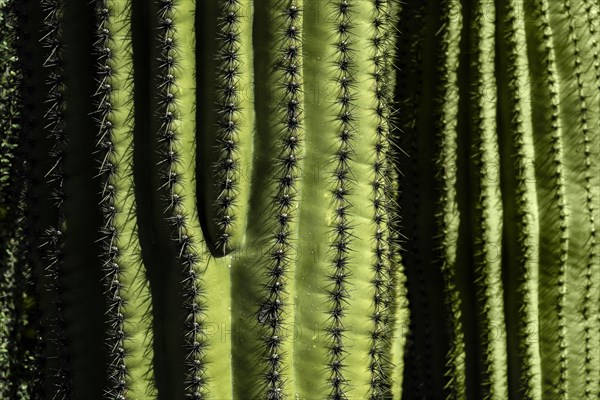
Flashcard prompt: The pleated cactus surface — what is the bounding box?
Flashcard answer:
[0,0,598,399]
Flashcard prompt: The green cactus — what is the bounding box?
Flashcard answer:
[0,0,598,399]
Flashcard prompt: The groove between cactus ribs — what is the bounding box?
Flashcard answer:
[92,0,155,397]
[395,2,431,397]
[497,0,542,398]
[467,1,508,398]
[412,0,454,396]
[18,1,59,397]
[40,0,72,397]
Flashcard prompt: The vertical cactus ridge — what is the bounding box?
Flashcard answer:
[524,0,569,397]
[155,0,211,398]
[583,4,600,397]
[92,1,155,397]
[39,1,72,397]
[196,0,254,259]
[380,4,404,371]
[323,1,356,398]
[384,2,409,391]
[496,0,542,398]
[556,1,600,398]
[582,2,600,114]
[92,3,127,397]
[254,2,303,398]
[465,2,508,398]
[367,1,395,397]
[428,1,467,398]
[213,0,243,254]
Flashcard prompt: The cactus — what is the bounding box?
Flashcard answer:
[0,0,599,399]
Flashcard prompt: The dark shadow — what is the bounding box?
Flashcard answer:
[131,1,184,398]
[195,0,222,256]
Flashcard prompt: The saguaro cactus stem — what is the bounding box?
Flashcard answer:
[0,0,599,399]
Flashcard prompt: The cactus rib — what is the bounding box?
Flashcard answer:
[213,0,243,254]
[430,1,467,398]
[525,0,569,397]
[323,1,356,398]
[497,0,542,397]
[466,1,508,398]
[92,1,156,397]
[155,0,209,397]
[255,2,303,398]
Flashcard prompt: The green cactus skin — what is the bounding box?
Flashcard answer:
[2,0,600,399]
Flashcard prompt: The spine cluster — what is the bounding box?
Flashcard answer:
[155,1,207,398]
[256,2,302,399]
